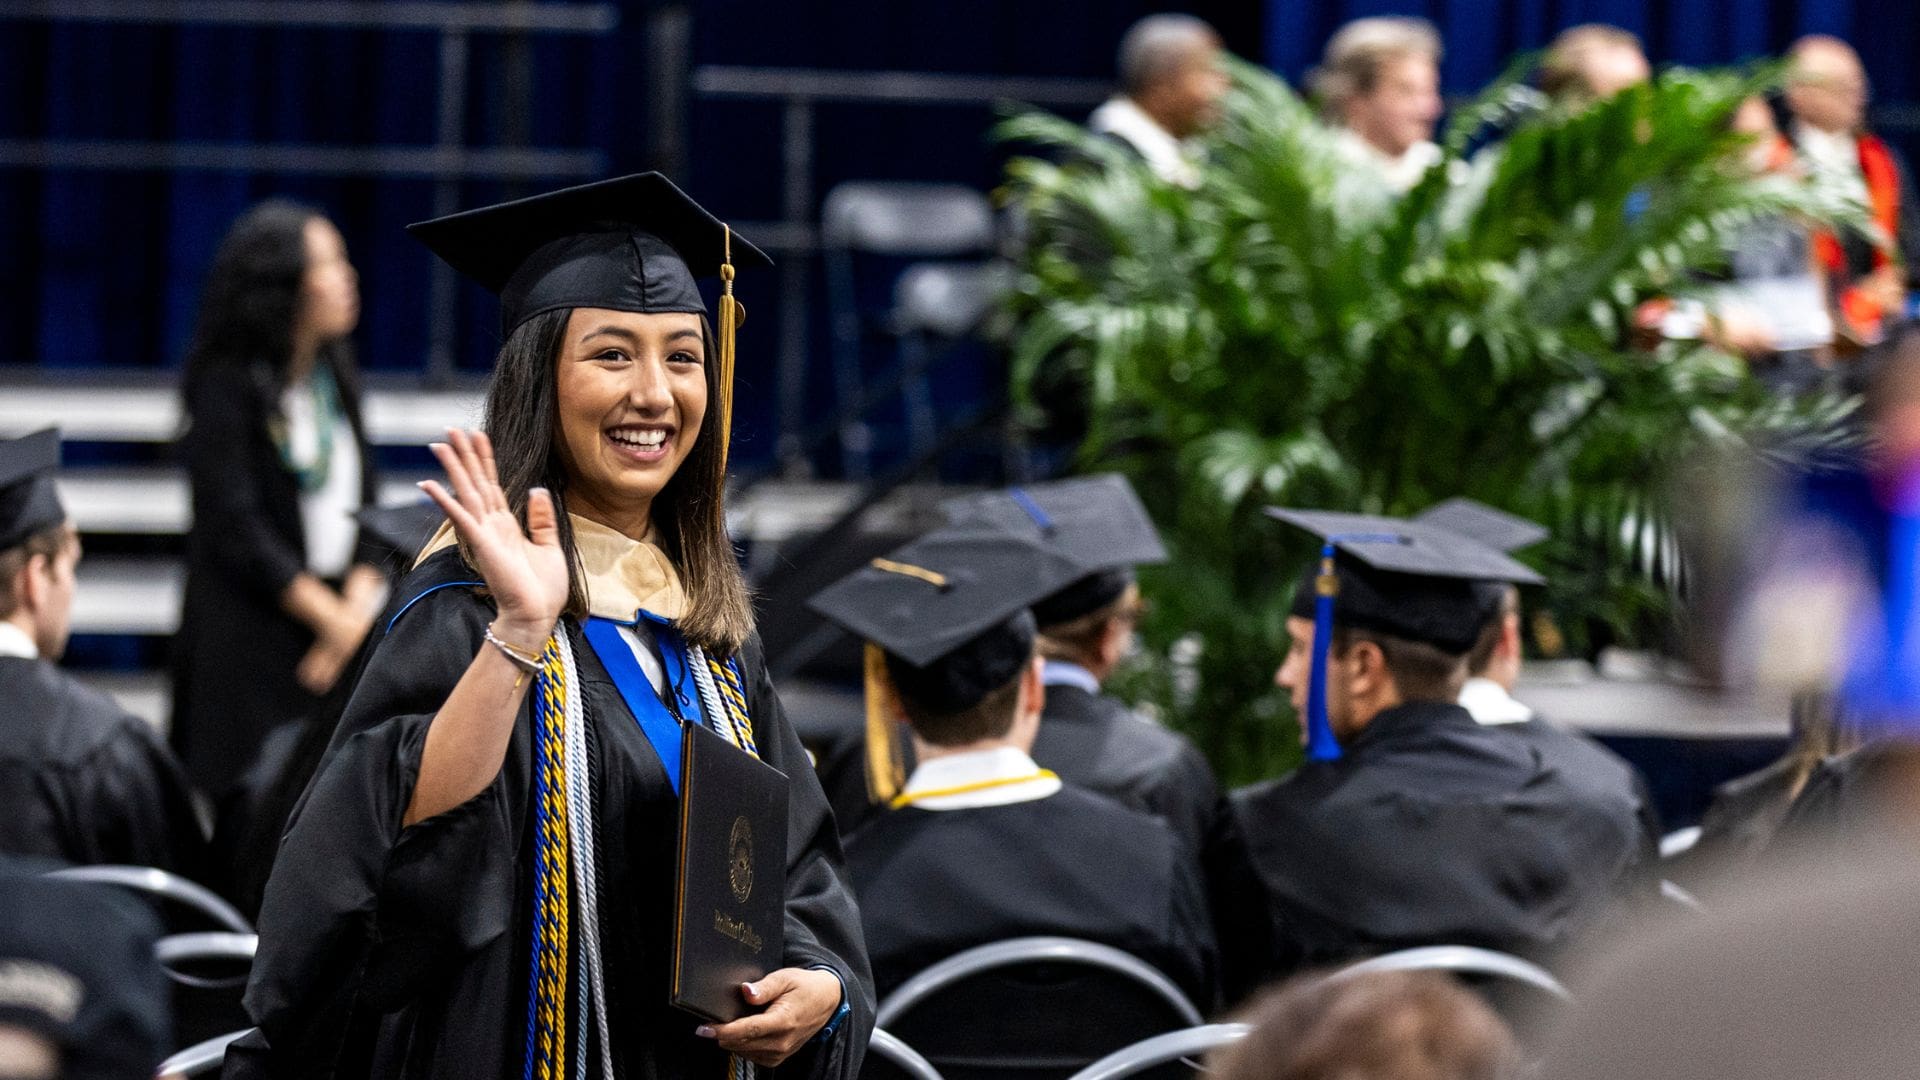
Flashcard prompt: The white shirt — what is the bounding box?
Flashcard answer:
[281,376,363,578]
[1336,129,1443,194]
[1089,97,1201,188]
[615,622,669,695]
[1794,122,1872,209]
[1040,659,1100,694]
[1458,675,1534,725]
[0,621,38,660]
[896,746,1061,811]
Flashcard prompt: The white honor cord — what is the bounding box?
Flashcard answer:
[557,631,615,1080]
[686,645,756,1080]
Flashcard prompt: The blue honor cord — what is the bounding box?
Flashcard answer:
[1305,541,1343,762]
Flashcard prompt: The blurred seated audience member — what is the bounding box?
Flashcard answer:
[1543,843,1920,1080]
[1218,512,1647,998]
[1690,693,1850,871]
[1211,970,1523,1080]
[1461,583,1662,859]
[0,862,171,1080]
[171,200,382,803]
[0,432,207,882]
[1087,14,1227,187]
[1310,17,1445,193]
[1538,24,1649,105]
[818,527,1217,1005]
[1785,35,1919,347]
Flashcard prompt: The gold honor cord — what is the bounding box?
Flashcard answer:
[888,769,1060,811]
[716,224,743,475]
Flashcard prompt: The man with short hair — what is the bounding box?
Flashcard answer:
[1310,16,1445,193]
[1539,24,1649,104]
[1784,34,1918,346]
[940,476,1221,857]
[813,525,1216,1005]
[1087,14,1228,187]
[0,431,206,880]
[1221,510,1648,990]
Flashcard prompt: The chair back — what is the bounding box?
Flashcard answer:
[157,1027,251,1078]
[45,865,252,934]
[892,262,1006,339]
[863,1027,945,1080]
[1329,945,1572,1001]
[822,183,995,257]
[1067,1023,1252,1080]
[876,937,1203,1080]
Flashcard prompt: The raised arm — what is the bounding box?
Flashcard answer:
[405,428,570,826]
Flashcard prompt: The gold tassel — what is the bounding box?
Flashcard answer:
[715,225,744,475]
[863,643,907,805]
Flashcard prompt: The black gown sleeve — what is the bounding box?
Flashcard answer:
[737,635,875,1079]
[1161,833,1220,1014]
[235,571,522,1070]
[1207,794,1285,1007]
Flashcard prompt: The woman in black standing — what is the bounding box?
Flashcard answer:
[173,201,383,798]
[227,175,872,1079]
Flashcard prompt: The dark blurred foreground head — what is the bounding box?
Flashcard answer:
[1212,970,1523,1080]
[1545,845,1920,1080]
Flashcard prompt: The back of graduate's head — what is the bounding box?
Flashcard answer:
[885,611,1045,749]
[1466,583,1523,686]
[1035,569,1142,684]
[0,431,77,661]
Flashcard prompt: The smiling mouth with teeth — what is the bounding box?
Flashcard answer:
[608,428,671,451]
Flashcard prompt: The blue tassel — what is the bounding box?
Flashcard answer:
[1305,541,1343,762]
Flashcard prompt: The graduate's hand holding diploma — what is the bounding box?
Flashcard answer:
[405,427,570,826]
[696,967,845,1066]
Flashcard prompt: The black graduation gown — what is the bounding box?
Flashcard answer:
[843,786,1216,1008]
[171,353,379,796]
[1031,682,1222,857]
[0,656,208,882]
[1223,702,1648,987]
[1500,716,1661,866]
[225,550,874,1080]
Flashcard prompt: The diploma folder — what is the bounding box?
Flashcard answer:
[671,721,789,1023]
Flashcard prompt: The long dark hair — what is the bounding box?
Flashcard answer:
[183,199,355,391]
[484,308,754,656]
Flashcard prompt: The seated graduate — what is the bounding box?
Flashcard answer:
[1422,500,1662,864]
[0,431,207,881]
[1222,509,1648,990]
[0,859,172,1080]
[230,175,871,1079]
[811,524,1217,1006]
[939,475,1222,858]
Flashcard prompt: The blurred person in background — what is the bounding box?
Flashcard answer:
[0,863,171,1080]
[1784,35,1919,348]
[1211,970,1523,1080]
[1087,13,1227,187]
[0,431,205,881]
[171,200,382,802]
[1538,24,1649,105]
[1310,16,1445,194]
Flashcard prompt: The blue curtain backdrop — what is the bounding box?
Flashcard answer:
[0,0,1914,474]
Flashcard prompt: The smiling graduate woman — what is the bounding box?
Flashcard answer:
[224,175,872,1080]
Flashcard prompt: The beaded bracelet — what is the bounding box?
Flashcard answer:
[485,623,545,679]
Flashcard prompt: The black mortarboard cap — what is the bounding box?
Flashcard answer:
[1413,498,1550,554]
[1272,508,1543,655]
[0,429,65,551]
[0,867,168,1080]
[406,172,773,335]
[939,474,1167,627]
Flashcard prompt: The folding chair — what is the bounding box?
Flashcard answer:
[1329,945,1571,1000]
[1660,826,1702,859]
[157,1027,251,1078]
[876,937,1203,1080]
[865,1027,945,1080]
[1067,1023,1252,1080]
[45,865,252,934]
[821,181,997,478]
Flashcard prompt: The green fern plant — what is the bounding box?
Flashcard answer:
[1001,60,1861,784]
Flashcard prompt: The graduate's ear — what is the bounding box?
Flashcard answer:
[1021,653,1046,719]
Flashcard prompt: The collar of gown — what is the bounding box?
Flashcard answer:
[1458,675,1534,725]
[899,746,1062,811]
[0,620,37,660]
[415,512,689,622]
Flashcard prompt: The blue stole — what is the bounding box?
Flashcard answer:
[581,611,706,795]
